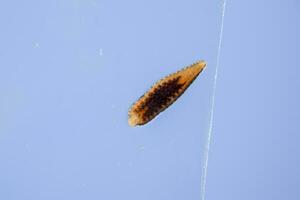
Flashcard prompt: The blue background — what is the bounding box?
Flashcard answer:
[0,0,299,200]
[206,1,300,200]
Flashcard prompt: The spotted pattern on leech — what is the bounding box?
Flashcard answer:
[141,76,185,121]
[128,60,206,127]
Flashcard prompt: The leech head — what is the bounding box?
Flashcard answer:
[192,60,206,74]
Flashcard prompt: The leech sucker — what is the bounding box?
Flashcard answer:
[128,60,206,127]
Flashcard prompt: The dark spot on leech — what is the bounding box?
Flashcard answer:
[142,76,185,120]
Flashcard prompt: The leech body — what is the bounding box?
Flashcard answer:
[128,60,206,127]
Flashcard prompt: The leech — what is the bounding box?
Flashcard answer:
[128,60,206,127]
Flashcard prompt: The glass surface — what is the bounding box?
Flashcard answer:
[0,0,223,199]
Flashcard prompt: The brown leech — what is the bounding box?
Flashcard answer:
[128,60,206,127]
